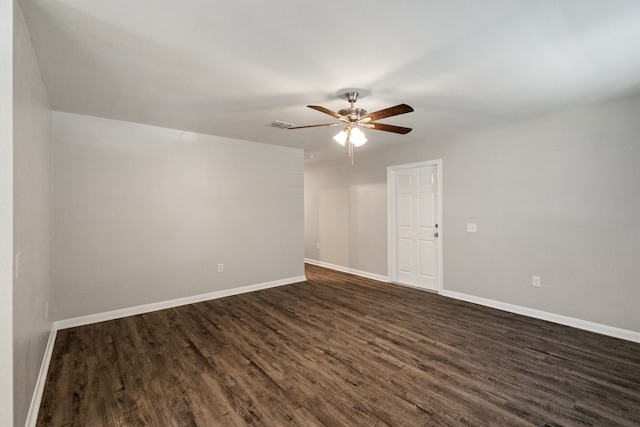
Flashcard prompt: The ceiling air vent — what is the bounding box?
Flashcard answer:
[266,120,295,129]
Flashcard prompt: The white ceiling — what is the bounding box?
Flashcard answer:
[19,0,640,161]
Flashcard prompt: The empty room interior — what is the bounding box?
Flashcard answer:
[3,1,640,426]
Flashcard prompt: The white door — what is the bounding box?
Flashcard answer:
[389,163,440,291]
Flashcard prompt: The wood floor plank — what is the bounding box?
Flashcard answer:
[37,264,640,426]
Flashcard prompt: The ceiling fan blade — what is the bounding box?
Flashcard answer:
[308,105,344,119]
[287,123,340,130]
[363,122,412,134]
[359,104,414,123]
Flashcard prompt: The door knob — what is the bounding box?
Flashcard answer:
[434,232,439,237]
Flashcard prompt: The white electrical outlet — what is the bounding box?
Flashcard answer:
[532,276,541,287]
[466,223,477,232]
[316,243,320,250]
[217,263,224,273]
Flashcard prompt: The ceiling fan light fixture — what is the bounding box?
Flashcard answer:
[333,129,348,146]
[350,127,367,147]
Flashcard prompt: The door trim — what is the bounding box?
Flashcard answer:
[387,159,443,293]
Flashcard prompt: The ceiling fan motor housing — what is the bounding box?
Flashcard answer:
[338,107,368,121]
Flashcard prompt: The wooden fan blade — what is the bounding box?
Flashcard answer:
[287,123,340,130]
[363,122,412,134]
[308,105,344,119]
[359,104,414,123]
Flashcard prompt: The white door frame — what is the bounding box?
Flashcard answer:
[387,159,443,293]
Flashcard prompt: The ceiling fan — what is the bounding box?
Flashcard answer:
[288,91,414,162]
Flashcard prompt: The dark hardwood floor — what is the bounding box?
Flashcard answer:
[38,264,640,426]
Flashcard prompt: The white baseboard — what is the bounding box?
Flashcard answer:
[304,258,389,283]
[25,325,57,427]
[55,275,307,330]
[441,290,640,344]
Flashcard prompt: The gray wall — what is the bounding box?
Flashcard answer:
[0,1,14,424]
[12,2,55,426]
[53,112,304,320]
[305,96,640,333]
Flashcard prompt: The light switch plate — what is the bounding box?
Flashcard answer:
[466,223,477,232]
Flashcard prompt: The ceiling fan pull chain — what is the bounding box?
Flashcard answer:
[347,128,354,163]
[352,142,355,165]
[350,141,354,165]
